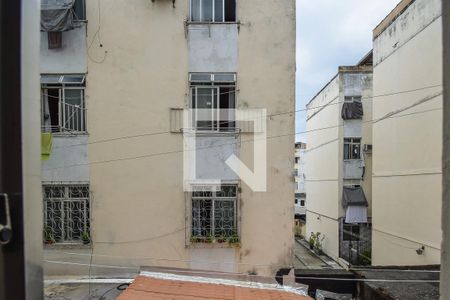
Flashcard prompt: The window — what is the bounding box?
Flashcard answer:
[191,185,238,241]
[343,224,360,241]
[43,185,90,244]
[344,138,361,160]
[190,0,236,22]
[190,73,236,132]
[295,199,298,204]
[344,96,362,103]
[300,200,305,207]
[73,0,86,20]
[41,74,87,133]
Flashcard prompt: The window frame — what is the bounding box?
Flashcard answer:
[190,184,239,243]
[189,0,237,23]
[41,74,87,134]
[43,184,90,244]
[344,137,362,160]
[189,73,236,132]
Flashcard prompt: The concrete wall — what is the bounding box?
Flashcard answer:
[64,0,297,278]
[40,24,87,74]
[41,136,89,183]
[188,24,238,72]
[305,76,341,260]
[372,0,442,265]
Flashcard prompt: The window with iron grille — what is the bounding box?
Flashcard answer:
[189,0,236,23]
[41,74,87,134]
[344,138,361,160]
[190,73,236,132]
[191,185,238,242]
[43,184,90,244]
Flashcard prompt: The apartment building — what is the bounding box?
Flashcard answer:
[305,53,373,266]
[294,142,307,216]
[41,0,296,276]
[294,142,306,237]
[371,0,442,266]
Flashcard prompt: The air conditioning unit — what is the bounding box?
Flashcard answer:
[363,144,373,153]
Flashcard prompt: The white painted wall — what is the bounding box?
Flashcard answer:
[40,24,87,74]
[372,0,442,265]
[42,136,89,183]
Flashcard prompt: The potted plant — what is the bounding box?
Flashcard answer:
[205,234,214,243]
[228,233,240,245]
[216,236,227,243]
[308,232,316,250]
[43,226,55,244]
[81,231,90,245]
[313,232,325,255]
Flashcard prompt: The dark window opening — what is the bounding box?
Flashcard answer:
[73,0,86,20]
[343,224,360,241]
[224,0,236,22]
[344,138,361,160]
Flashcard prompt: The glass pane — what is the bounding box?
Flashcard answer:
[73,0,86,20]
[64,89,84,131]
[214,200,235,237]
[201,0,213,22]
[190,73,212,82]
[344,144,350,160]
[214,0,223,22]
[41,74,62,84]
[192,199,212,237]
[213,73,235,82]
[196,88,214,130]
[191,0,201,21]
[224,0,236,22]
[61,75,85,84]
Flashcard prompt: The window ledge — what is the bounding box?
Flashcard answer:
[186,21,239,26]
[43,132,89,137]
[187,242,240,249]
[44,243,91,250]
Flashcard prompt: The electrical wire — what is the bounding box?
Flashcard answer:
[42,99,442,172]
[44,84,442,150]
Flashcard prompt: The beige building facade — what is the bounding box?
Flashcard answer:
[305,56,373,266]
[41,0,296,277]
[371,0,443,266]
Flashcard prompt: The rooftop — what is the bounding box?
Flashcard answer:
[373,0,415,39]
[118,273,311,300]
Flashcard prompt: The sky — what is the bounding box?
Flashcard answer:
[295,0,401,142]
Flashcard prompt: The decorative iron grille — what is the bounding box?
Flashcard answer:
[43,185,90,243]
[191,185,238,240]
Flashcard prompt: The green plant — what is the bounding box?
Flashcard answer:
[228,233,240,245]
[205,234,214,243]
[81,231,90,244]
[308,232,316,249]
[43,226,55,244]
[313,232,325,255]
[360,249,372,266]
[190,236,203,243]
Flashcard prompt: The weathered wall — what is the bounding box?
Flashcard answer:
[69,0,297,278]
[372,0,442,265]
[41,136,89,182]
[305,76,341,259]
[236,0,296,275]
[188,24,238,72]
[40,24,87,74]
